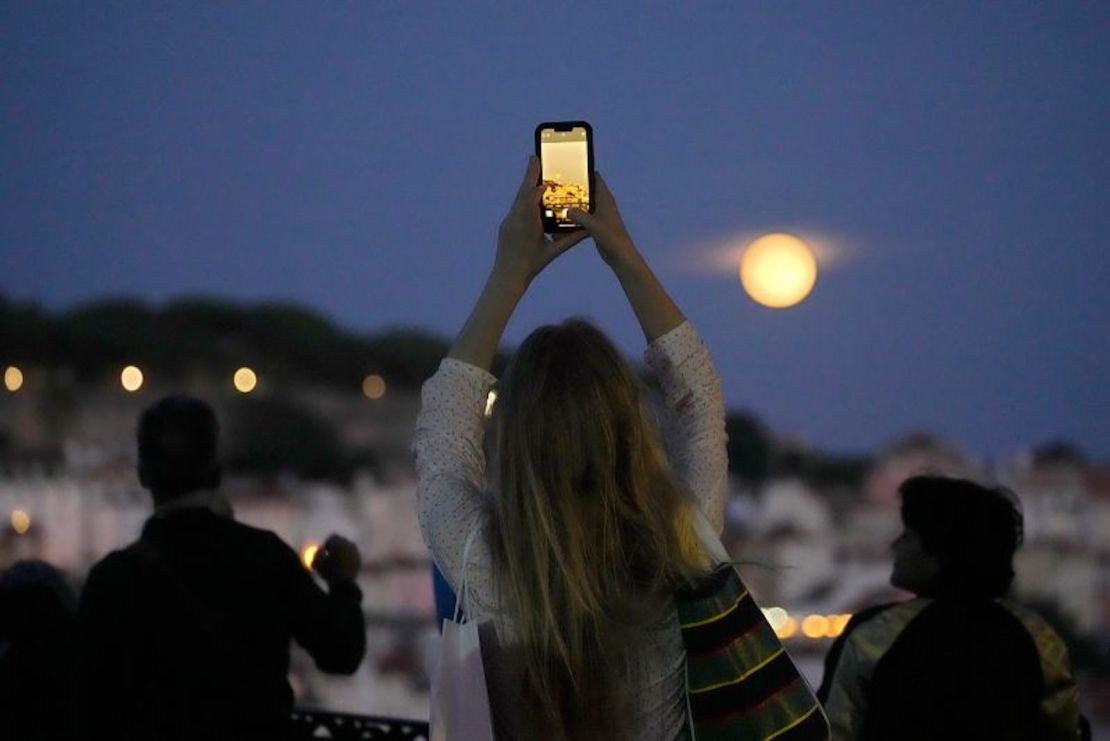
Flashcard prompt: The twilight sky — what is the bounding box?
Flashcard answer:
[3,2,1108,459]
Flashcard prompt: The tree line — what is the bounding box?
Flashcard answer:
[1,293,870,488]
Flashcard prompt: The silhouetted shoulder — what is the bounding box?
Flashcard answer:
[224,517,296,550]
[1001,601,1070,659]
[817,599,928,702]
[204,515,307,575]
[84,548,142,587]
[999,600,1082,737]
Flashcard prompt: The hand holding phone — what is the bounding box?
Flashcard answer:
[535,121,595,233]
[567,172,640,272]
[494,156,586,287]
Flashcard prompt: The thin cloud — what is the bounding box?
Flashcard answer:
[666,228,863,278]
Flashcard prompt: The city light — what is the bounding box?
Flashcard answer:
[4,366,23,392]
[801,614,831,639]
[301,542,319,570]
[234,367,257,393]
[739,232,818,308]
[485,389,498,417]
[120,365,144,392]
[11,509,31,535]
[828,613,852,638]
[362,374,386,400]
[763,606,789,631]
[775,615,798,639]
[766,609,852,640]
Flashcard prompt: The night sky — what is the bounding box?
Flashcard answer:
[3,3,1108,459]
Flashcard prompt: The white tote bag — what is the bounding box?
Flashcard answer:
[429,524,495,741]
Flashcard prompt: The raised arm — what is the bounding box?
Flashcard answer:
[413,157,584,606]
[449,156,586,370]
[569,174,684,343]
[570,177,727,530]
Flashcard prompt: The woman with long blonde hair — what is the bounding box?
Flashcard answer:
[414,157,727,739]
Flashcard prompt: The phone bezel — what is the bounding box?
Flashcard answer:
[534,120,595,233]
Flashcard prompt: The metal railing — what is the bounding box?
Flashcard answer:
[290,709,429,740]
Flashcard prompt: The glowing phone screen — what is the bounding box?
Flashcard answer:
[539,126,589,227]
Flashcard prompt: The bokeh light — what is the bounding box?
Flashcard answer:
[301,542,319,570]
[827,613,852,638]
[763,606,789,632]
[11,509,31,535]
[485,389,498,417]
[775,615,798,639]
[801,613,831,639]
[120,365,144,392]
[739,232,818,308]
[4,366,23,392]
[362,374,386,400]
[234,367,257,393]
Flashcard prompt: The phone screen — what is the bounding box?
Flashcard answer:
[539,126,590,229]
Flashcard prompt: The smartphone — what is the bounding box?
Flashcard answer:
[535,121,594,232]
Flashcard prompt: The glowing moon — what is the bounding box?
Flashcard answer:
[739,233,818,308]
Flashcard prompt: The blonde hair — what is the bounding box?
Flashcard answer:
[488,318,707,739]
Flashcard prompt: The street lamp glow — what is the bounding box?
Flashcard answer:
[234,367,257,393]
[739,232,818,308]
[11,509,31,535]
[120,365,144,392]
[362,374,386,400]
[4,366,23,392]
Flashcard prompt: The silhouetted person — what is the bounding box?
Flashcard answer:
[818,475,1081,740]
[0,560,77,741]
[76,395,366,740]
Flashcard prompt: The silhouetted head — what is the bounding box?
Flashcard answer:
[0,560,75,640]
[489,318,704,739]
[137,395,221,505]
[892,475,1023,599]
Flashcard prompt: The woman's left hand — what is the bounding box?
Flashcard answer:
[493,156,587,288]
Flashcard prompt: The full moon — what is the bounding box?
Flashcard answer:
[739,233,818,308]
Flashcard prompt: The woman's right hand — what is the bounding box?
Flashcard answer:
[572,172,685,342]
[568,173,642,272]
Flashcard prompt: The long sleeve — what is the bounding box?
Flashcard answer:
[412,358,499,619]
[643,321,729,534]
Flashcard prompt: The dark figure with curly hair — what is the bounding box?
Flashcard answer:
[818,475,1082,740]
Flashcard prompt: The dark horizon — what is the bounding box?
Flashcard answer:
[2,290,1102,467]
